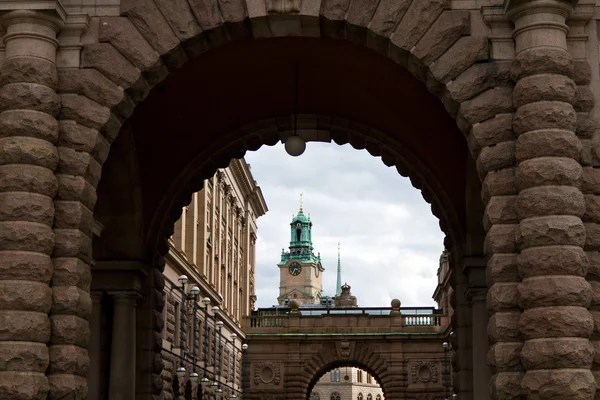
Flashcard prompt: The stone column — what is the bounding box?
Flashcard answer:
[0,8,63,398]
[507,0,595,399]
[109,292,139,400]
[88,292,103,400]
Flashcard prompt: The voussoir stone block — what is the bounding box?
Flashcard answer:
[1,57,58,89]
[0,371,49,400]
[0,342,48,372]
[412,11,470,66]
[153,0,201,41]
[517,186,585,219]
[0,311,51,342]
[368,0,411,36]
[187,0,223,31]
[0,165,57,197]
[516,129,582,162]
[459,87,514,125]
[0,83,60,116]
[0,110,59,142]
[0,192,54,225]
[447,62,512,103]
[99,17,160,71]
[488,282,520,312]
[518,276,591,309]
[47,344,89,376]
[121,0,181,54]
[516,157,582,190]
[520,306,593,339]
[518,245,588,278]
[518,215,586,249]
[391,0,445,51]
[345,0,378,27]
[81,43,141,89]
[0,280,52,313]
[430,36,489,84]
[58,69,125,112]
[522,369,595,400]
[513,101,577,135]
[59,94,111,131]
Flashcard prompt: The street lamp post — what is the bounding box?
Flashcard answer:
[176,275,189,379]
[216,320,224,393]
[241,343,248,400]
[189,286,200,383]
[201,298,211,383]
[211,307,221,389]
[230,333,238,398]
[443,342,449,400]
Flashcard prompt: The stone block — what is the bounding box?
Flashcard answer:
[58,69,125,111]
[516,129,582,162]
[0,280,52,313]
[59,94,111,131]
[573,60,592,85]
[516,157,582,190]
[0,109,59,142]
[513,101,576,135]
[188,0,223,31]
[367,0,411,36]
[121,0,181,55]
[576,86,595,113]
[488,311,521,343]
[490,371,523,399]
[53,200,93,235]
[585,222,600,251]
[56,148,101,188]
[484,224,517,255]
[447,61,512,103]
[522,337,593,370]
[519,276,591,309]
[577,112,595,139]
[0,371,49,399]
[518,215,585,249]
[519,245,588,278]
[57,121,98,155]
[99,17,160,71]
[0,342,48,372]
[0,251,52,283]
[47,344,89,376]
[514,74,576,108]
[56,176,96,210]
[0,311,51,342]
[487,342,523,372]
[82,43,141,89]
[517,186,585,219]
[153,0,201,41]
[487,253,519,284]
[47,374,87,400]
[51,286,92,319]
[488,282,520,312]
[0,221,54,254]
[583,195,600,223]
[53,230,92,262]
[0,83,60,116]
[484,195,518,231]
[391,0,445,51]
[521,369,595,400]
[511,47,573,81]
[520,306,593,339]
[49,314,90,347]
[1,57,57,89]
[0,192,54,225]
[477,141,515,176]
[52,258,91,291]
[413,11,470,66]
[0,136,58,170]
[458,87,514,126]
[482,168,517,205]
[430,36,489,84]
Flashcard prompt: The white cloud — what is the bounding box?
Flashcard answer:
[245,142,445,309]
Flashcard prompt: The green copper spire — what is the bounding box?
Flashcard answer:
[279,195,320,265]
[336,243,342,296]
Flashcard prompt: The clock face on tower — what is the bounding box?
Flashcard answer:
[289,262,302,276]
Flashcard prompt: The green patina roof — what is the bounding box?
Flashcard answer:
[278,206,321,265]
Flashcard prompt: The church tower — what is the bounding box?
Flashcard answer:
[277,197,324,305]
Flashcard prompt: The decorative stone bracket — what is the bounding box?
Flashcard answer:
[267,0,301,14]
[0,0,89,67]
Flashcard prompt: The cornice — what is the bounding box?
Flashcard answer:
[0,0,67,22]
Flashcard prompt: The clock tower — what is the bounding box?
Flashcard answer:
[278,201,324,305]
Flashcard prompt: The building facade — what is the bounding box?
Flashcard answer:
[311,368,384,400]
[162,159,268,399]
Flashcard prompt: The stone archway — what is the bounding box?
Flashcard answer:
[0,1,597,400]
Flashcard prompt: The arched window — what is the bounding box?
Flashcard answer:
[296,228,302,242]
[367,394,372,400]
[376,395,381,400]
[358,393,363,400]
[330,369,340,382]
[311,392,320,400]
[330,392,341,400]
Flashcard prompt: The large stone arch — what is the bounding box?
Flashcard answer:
[1,0,597,399]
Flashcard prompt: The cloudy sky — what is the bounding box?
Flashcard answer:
[244,142,445,309]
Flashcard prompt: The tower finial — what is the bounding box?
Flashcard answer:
[300,192,303,211]
[336,242,342,296]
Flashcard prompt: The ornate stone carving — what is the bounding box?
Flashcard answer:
[411,361,438,384]
[254,362,281,385]
[267,0,301,14]
[339,340,351,358]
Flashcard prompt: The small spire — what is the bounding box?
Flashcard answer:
[336,242,342,296]
[300,192,303,211]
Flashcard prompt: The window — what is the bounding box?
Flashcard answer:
[366,374,372,384]
[311,393,320,400]
[296,228,301,242]
[376,395,381,400]
[330,393,341,400]
[358,394,363,400]
[357,371,362,383]
[367,395,372,400]
[330,369,340,382]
